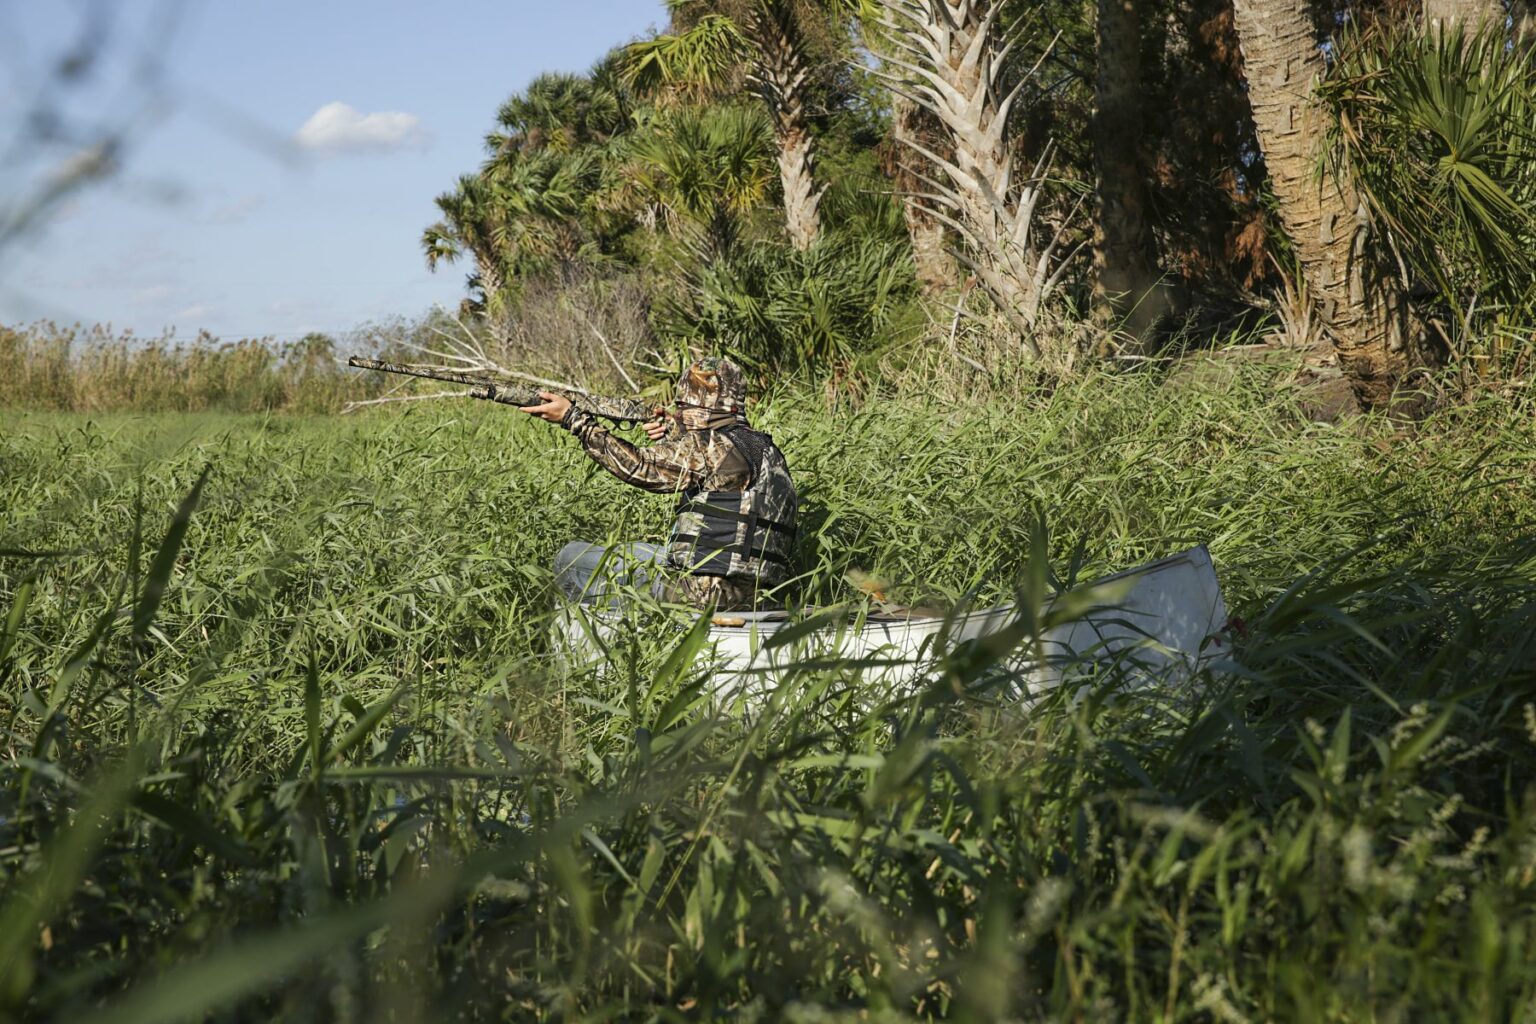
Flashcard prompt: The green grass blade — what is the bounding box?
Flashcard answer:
[130,466,211,644]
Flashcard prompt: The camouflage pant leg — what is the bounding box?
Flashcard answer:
[659,573,779,612]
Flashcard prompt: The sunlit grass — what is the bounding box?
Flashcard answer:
[2,366,1535,1020]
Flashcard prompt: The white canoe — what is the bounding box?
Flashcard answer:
[556,544,1228,707]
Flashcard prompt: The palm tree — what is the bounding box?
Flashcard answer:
[1230,0,1436,409]
[425,61,641,314]
[850,0,957,292]
[624,0,857,251]
[613,105,777,262]
[421,174,510,315]
[483,66,632,276]
[1319,24,1536,364]
[488,71,627,158]
[486,149,607,284]
[889,95,958,293]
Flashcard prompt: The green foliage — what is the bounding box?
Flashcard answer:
[490,71,627,155]
[487,149,610,278]
[419,172,506,307]
[622,13,753,101]
[660,232,918,375]
[617,104,778,257]
[422,59,640,310]
[626,0,865,104]
[302,0,1536,388]
[3,369,1536,1018]
[1322,23,1536,363]
[416,0,922,382]
[812,88,907,246]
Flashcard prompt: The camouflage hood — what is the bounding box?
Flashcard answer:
[676,357,747,430]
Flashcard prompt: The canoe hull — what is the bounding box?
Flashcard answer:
[556,545,1228,706]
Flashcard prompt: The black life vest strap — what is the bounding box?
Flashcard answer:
[670,533,793,567]
[720,427,771,487]
[676,493,793,533]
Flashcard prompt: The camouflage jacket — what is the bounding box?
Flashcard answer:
[561,407,778,610]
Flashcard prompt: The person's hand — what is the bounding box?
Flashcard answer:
[642,415,669,442]
[520,390,571,424]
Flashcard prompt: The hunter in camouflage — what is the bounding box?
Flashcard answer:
[521,357,798,611]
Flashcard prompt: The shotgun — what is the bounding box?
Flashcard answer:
[347,357,664,427]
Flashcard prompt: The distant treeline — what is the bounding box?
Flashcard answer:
[0,318,638,415]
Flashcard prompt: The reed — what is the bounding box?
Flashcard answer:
[0,323,370,414]
[2,364,1534,1020]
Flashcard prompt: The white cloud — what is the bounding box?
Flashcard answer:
[295,102,428,155]
[173,304,214,321]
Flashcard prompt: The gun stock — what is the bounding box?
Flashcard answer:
[347,356,660,427]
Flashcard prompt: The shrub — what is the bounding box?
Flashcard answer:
[661,233,919,376]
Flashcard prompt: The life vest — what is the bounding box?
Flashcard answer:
[668,427,797,586]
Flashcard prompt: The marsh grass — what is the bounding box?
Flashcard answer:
[2,366,1535,1020]
[0,324,383,415]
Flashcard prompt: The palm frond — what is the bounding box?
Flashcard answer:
[1321,23,1536,323]
[621,15,753,100]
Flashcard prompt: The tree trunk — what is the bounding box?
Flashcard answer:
[749,7,822,251]
[1231,0,1433,410]
[1092,0,1174,350]
[774,121,822,251]
[892,96,959,293]
[475,250,507,313]
[473,252,514,348]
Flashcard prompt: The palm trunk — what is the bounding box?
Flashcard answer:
[1091,0,1173,349]
[1231,0,1432,410]
[774,121,821,251]
[475,251,507,312]
[474,252,513,348]
[892,96,959,293]
[749,8,822,251]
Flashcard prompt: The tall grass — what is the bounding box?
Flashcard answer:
[2,366,1535,1019]
[0,324,375,414]
[0,302,685,418]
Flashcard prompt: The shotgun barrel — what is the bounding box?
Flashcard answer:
[347,356,660,426]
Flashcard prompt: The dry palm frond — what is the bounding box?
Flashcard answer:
[869,0,1083,363]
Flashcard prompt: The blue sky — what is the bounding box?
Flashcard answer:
[1,1,668,342]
